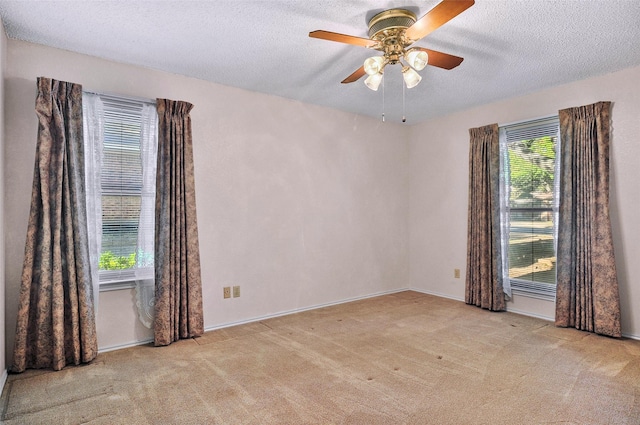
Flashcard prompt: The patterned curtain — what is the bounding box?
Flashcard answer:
[465,124,506,311]
[13,78,98,372]
[154,99,204,346]
[555,101,621,337]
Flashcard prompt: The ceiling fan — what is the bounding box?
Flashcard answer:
[309,0,475,91]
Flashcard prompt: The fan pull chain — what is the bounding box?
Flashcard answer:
[382,75,385,122]
[402,80,406,123]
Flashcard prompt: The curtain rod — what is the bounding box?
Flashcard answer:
[82,89,156,106]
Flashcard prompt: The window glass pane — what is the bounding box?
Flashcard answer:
[508,210,556,284]
[102,146,142,192]
[507,136,556,209]
[501,118,559,297]
[100,103,143,273]
[101,194,140,261]
[507,135,558,287]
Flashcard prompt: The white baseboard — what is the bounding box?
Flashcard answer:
[505,306,554,322]
[414,288,556,323]
[409,288,465,303]
[622,332,640,341]
[410,288,640,340]
[0,369,7,396]
[203,287,410,333]
[96,287,639,352]
[98,288,410,353]
[98,338,153,353]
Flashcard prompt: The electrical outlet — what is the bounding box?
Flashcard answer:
[223,287,231,299]
[454,269,460,279]
[233,286,240,298]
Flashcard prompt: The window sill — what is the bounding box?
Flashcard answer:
[510,279,556,302]
[99,280,137,292]
[511,288,556,302]
[98,268,153,292]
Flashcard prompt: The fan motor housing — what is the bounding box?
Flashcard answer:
[367,9,417,39]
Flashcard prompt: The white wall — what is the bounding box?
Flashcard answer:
[4,40,410,359]
[409,65,640,338]
[5,38,640,369]
[0,19,7,387]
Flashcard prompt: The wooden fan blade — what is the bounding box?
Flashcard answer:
[309,30,377,48]
[405,0,475,42]
[341,66,366,84]
[415,47,464,70]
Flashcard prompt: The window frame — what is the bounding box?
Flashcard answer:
[84,93,157,291]
[499,115,560,301]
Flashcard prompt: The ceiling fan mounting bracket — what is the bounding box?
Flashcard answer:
[308,0,474,85]
[367,9,416,40]
[367,9,417,63]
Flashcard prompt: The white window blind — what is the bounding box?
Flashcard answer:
[499,116,560,299]
[85,94,157,286]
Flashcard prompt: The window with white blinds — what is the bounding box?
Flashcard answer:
[499,116,560,299]
[94,95,157,285]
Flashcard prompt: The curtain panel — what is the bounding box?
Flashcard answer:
[82,92,104,315]
[154,98,204,346]
[466,124,506,311]
[13,77,98,372]
[135,103,159,329]
[555,101,621,337]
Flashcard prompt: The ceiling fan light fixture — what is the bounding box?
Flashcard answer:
[309,0,475,120]
[402,66,422,88]
[364,56,385,75]
[364,72,384,91]
[405,49,428,71]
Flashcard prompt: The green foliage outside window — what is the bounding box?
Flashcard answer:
[99,251,136,270]
[99,249,154,271]
[508,136,556,200]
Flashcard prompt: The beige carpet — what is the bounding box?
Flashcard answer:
[2,291,640,424]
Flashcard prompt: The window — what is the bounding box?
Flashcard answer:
[84,93,157,288]
[499,116,560,299]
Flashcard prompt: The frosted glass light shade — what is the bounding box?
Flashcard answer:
[364,72,383,91]
[402,66,422,88]
[364,56,384,75]
[405,49,428,71]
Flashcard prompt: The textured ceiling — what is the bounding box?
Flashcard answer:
[1,0,640,124]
